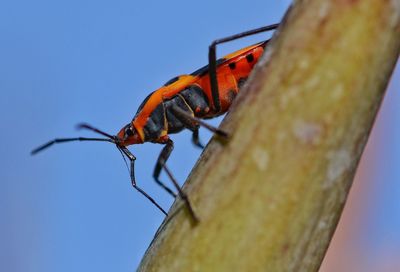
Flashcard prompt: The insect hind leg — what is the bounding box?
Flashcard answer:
[208,23,279,113]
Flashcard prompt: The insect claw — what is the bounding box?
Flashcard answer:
[216,129,229,139]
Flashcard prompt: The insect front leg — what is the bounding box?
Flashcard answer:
[120,147,168,216]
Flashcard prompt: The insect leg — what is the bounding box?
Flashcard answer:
[171,105,228,138]
[120,147,168,216]
[153,140,177,198]
[191,128,204,149]
[163,162,199,223]
[154,139,199,222]
[208,23,279,113]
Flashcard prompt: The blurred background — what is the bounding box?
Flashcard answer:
[0,1,398,271]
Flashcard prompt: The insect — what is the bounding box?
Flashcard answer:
[32,23,279,222]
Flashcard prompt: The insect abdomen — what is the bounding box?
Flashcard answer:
[164,85,211,133]
[164,95,191,133]
[179,85,210,117]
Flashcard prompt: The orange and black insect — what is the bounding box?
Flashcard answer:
[32,23,279,222]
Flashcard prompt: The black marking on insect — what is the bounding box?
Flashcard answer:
[164,76,180,86]
[246,53,254,63]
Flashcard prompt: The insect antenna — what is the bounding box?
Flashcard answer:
[31,123,116,155]
[76,123,115,139]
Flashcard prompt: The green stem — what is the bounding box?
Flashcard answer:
[139,0,400,271]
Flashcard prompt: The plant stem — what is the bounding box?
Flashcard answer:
[139,0,400,271]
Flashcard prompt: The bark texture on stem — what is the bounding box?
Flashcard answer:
[139,0,400,271]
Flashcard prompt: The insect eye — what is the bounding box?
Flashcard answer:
[125,126,133,136]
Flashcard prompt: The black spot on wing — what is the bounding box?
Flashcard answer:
[228,62,236,70]
[246,53,254,63]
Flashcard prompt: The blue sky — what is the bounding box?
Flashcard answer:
[1,1,398,271]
